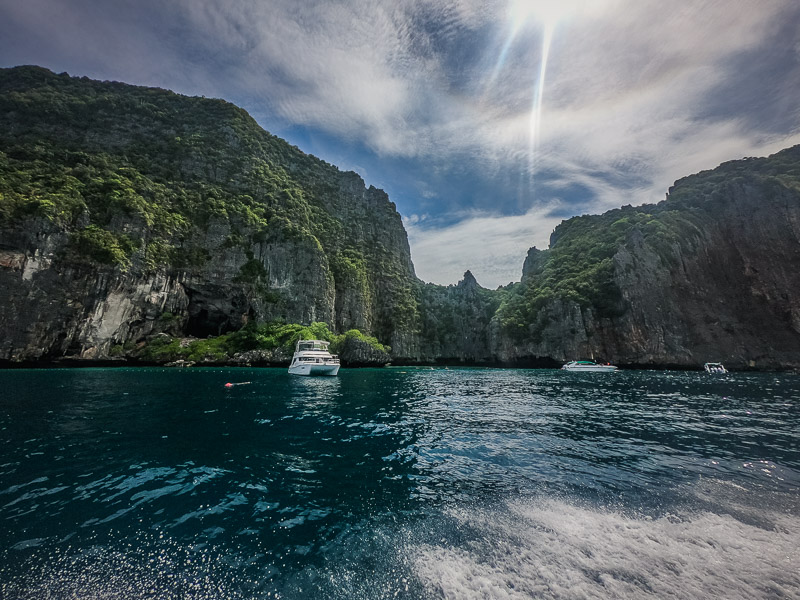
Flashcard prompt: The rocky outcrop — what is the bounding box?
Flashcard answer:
[229,348,292,367]
[337,337,391,367]
[2,67,800,369]
[0,66,416,363]
[521,247,546,281]
[490,159,800,369]
[393,270,501,364]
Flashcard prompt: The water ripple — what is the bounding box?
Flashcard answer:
[0,367,798,599]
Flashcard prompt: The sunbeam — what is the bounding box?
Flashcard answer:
[496,1,611,191]
[528,20,555,189]
[487,24,521,87]
[487,1,564,92]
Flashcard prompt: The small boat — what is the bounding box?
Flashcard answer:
[703,362,727,374]
[561,360,618,372]
[288,339,340,376]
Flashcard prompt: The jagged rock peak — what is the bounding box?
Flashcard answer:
[522,247,546,282]
[457,270,480,289]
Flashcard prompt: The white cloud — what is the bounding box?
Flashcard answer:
[4,0,799,286]
[7,1,798,174]
[233,0,793,166]
[10,1,797,187]
[404,116,800,288]
[406,203,565,288]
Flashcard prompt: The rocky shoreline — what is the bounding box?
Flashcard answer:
[1,355,794,372]
[2,67,800,370]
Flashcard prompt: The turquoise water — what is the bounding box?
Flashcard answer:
[1,367,798,599]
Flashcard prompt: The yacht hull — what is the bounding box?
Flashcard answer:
[288,363,340,376]
[561,361,618,372]
[288,339,341,376]
[561,365,618,372]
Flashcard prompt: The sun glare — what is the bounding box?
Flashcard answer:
[490,2,610,189]
[509,0,598,27]
[503,2,571,189]
[489,0,583,88]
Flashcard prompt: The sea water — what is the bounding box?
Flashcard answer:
[0,367,798,599]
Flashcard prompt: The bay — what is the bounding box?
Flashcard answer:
[0,367,798,599]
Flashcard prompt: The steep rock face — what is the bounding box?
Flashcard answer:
[0,220,190,360]
[395,271,500,363]
[495,157,800,369]
[3,67,800,369]
[0,66,416,361]
[337,336,391,367]
[607,177,800,367]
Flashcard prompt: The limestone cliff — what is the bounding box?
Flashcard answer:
[0,66,416,362]
[491,148,800,369]
[2,66,800,369]
[398,270,500,364]
[392,148,800,369]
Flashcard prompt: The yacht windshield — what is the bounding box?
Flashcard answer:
[297,340,329,351]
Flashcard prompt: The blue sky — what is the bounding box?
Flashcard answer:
[2,0,800,288]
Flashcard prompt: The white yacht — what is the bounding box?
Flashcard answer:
[703,362,727,373]
[288,339,340,376]
[561,360,618,372]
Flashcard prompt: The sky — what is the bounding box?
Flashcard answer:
[2,0,800,288]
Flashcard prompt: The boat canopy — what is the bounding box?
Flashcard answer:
[297,340,330,352]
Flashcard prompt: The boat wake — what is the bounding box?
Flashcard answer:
[3,482,797,599]
[410,486,799,599]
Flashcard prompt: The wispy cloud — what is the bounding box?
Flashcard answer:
[405,202,565,288]
[2,0,800,285]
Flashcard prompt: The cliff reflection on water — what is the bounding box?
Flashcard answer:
[0,367,798,599]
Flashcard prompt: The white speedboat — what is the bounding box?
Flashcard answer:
[561,360,618,372]
[288,339,340,376]
[703,362,727,373]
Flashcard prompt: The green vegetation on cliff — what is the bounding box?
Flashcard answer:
[0,67,350,254]
[497,145,800,339]
[3,66,800,367]
[0,66,416,348]
[137,320,388,363]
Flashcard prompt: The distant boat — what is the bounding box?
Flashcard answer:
[561,360,618,372]
[703,362,727,373]
[288,339,340,376]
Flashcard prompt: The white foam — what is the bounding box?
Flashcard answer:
[412,496,800,599]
